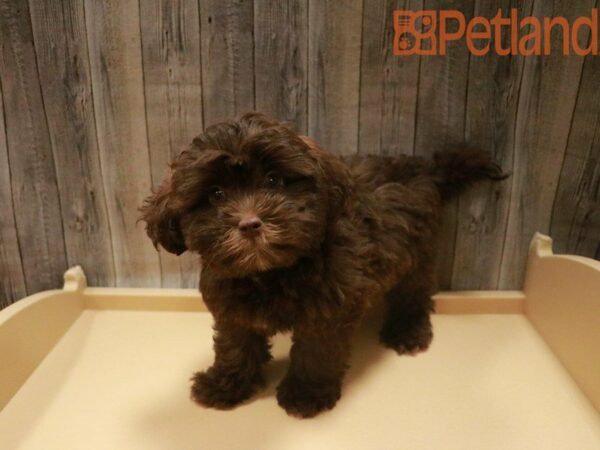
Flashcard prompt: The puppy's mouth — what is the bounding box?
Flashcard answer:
[211,223,299,276]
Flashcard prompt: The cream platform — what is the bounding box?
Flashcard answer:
[0,233,598,449]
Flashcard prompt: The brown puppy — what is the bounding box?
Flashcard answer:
[140,112,507,418]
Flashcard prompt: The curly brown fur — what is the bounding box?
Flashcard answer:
[140,112,508,418]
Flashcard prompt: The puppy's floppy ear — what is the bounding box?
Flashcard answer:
[300,136,353,215]
[139,173,187,255]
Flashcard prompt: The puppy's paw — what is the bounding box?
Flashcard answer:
[380,317,433,356]
[190,367,263,409]
[276,375,341,418]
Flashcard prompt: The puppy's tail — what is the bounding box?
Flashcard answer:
[432,147,509,201]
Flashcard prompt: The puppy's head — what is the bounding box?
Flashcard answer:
[140,112,351,278]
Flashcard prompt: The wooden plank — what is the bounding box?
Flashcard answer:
[308,0,363,156]
[254,0,308,132]
[84,0,161,286]
[358,0,421,156]
[0,78,26,308]
[200,0,255,125]
[0,0,68,295]
[549,47,600,260]
[452,0,532,290]
[139,0,202,288]
[413,0,474,290]
[28,0,115,288]
[498,0,596,288]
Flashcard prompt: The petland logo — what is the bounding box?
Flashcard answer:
[393,9,599,56]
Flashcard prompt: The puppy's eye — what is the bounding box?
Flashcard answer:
[209,186,226,204]
[264,172,283,188]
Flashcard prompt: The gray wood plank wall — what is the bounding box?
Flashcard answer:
[1,0,599,307]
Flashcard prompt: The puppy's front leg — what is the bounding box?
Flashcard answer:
[191,322,271,409]
[277,323,354,418]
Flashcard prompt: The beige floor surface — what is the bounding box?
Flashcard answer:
[0,310,599,450]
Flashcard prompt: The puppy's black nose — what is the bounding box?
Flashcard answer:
[238,216,263,236]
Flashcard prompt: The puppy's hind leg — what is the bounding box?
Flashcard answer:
[379,282,434,355]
